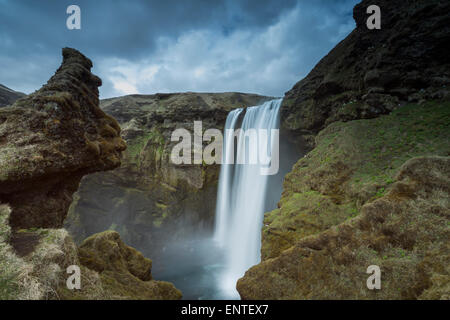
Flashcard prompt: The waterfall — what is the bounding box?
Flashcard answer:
[214,98,282,298]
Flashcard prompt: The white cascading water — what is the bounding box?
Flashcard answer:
[214,99,282,298]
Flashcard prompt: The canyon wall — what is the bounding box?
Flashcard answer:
[281,0,450,149]
[65,92,272,254]
[237,0,450,299]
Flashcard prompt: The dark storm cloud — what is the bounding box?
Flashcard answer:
[0,0,359,98]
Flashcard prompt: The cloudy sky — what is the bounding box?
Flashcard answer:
[0,0,358,99]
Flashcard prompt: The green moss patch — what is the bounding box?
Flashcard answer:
[262,101,450,260]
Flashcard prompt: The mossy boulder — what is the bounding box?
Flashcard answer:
[79,231,153,281]
[76,230,181,300]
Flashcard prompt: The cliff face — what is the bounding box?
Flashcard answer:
[0,84,25,108]
[237,0,450,300]
[0,48,126,229]
[0,48,180,300]
[281,0,450,147]
[66,92,272,253]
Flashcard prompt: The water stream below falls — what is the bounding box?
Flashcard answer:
[153,99,287,299]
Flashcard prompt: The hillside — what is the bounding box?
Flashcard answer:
[0,84,25,108]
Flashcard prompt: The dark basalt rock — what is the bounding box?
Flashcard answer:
[0,48,126,229]
[281,0,450,145]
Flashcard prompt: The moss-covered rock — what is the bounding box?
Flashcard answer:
[0,48,126,229]
[261,101,450,261]
[1,204,181,300]
[73,231,181,300]
[238,156,449,300]
[78,231,153,281]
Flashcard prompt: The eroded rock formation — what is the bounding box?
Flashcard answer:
[0,48,181,300]
[0,48,126,229]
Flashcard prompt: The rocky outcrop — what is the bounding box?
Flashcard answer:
[0,204,181,300]
[281,0,450,148]
[66,92,272,254]
[0,84,25,108]
[0,48,126,229]
[73,231,181,300]
[0,48,180,300]
[237,156,450,299]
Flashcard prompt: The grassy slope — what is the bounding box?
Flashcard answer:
[262,101,450,260]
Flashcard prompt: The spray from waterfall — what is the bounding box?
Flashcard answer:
[214,99,282,298]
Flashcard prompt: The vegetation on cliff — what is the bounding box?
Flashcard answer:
[261,101,449,261]
[238,155,449,299]
[238,100,450,299]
